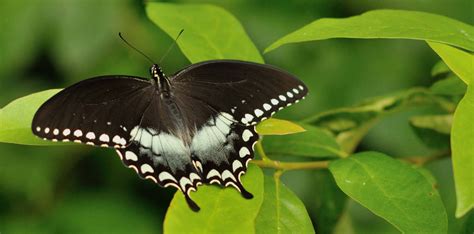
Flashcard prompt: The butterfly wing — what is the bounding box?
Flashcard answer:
[171,60,308,197]
[32,76,154,147]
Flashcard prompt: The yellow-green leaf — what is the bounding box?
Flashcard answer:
[256,118,305,136]
[265,9,474,53]
[164,164,264,233]
[146,2,264,64]
[0,89,62,145]
[451,85,474,217]
[428,42,473,84]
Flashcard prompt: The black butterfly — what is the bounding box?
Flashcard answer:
[32,60,308,211]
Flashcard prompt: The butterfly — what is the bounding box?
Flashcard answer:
[32,60,308,211]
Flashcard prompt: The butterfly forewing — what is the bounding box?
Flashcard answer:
[32,76,153,147]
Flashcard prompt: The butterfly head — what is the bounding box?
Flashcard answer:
[150,64,166,81]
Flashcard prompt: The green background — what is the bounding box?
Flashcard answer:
[0,0,471,233]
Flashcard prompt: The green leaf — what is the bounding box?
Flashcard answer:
[255,175,314,234]
[263,124,345,158]
[430,75,467,96]
[256,118,306,136]
[451,85,474,217]
[304,88,450,153]
[429,42,474,85]
[409,115,452,149]
[329,152,448,233]
[431,60,450,77]
[0,89,62,145]
[146,2,264,64]
[164,164,264,233]
[312,170,348,234]
[265,9,474,53]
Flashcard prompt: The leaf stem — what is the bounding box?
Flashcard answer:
[255,139,270,161]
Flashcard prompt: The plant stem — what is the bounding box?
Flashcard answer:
[251,159,329,171]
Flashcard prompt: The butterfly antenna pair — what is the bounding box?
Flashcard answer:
[118,29,184,65]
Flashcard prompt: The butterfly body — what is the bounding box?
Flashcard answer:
[32,60,308,211]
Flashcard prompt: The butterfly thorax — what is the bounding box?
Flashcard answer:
[150,64,171,95]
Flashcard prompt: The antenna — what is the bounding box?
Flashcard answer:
[118,32,156,64]
[159,29,184,64]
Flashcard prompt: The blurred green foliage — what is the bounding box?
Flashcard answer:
[0,0,472,233]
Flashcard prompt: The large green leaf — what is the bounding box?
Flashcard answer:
[265,10,474,53]
[263,124,345,158]
[303,88,451,153]
[146,2,263,64]
[429,42,473,85]
[256,118,306,136]
[329,152,448,233]
[0,89,62,145]
[451,85,474,217]
[255,175,314,234]
[164,164,264,233]
[409,115,452,149]
[429,42,474,217]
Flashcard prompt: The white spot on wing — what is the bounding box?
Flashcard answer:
[279,95,287,101]
[254,109,264,117]
[287,91,294,98]
[53,129,59,135]
[263,103,272,111]
[242,129,253,142]
[159,171,177,182]
[271,99,279,105]
[36,127,41,132]
[99,134,110,142]
[298,85,304,90]
[74,130,82,137]
[125,151,138,161]
[244,113,254,122]
[207,169,220,179]
[293,88,299,94]
[86,132,95,140]
[239,147,250,158]
[140,164,154,174]
[63,129,71,136]
[45,128,50,134]
[232,160,243,171]
[179,177,192,190]
[222,170,236,181]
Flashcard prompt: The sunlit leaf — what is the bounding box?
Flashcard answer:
[164,164,264,233]
[256,118,305,136]
[0,89,62,145]
[265,10,474,53]
[146,2,263,64]
[329,152,448,233]
[451,85,474,217]
[428,42,474,85]
[255,175,314,233]
[263,124,344,158]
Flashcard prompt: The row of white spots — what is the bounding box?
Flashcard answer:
[37,126,127,148]
[240,85,305,125]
